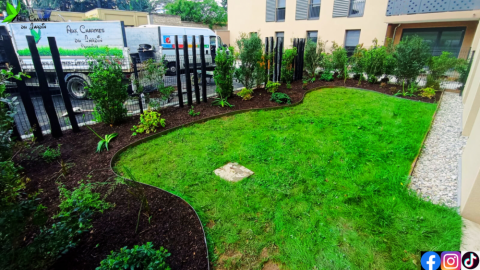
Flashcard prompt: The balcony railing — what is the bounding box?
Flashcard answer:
[386,0,479,16]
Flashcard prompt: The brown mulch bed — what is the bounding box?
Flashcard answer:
[16,78,441,270]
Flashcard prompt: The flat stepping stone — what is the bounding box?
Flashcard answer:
[214,162,254,182]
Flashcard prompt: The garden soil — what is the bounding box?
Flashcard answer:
[17,78,441,270]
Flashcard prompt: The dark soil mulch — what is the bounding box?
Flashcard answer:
[16,78,441,270]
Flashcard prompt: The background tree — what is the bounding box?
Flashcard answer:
[33,0,116,12]
[220,0,227,11]
[165,0,227,29]
[234,33,263,90]
[117,0,154,12]
[394,36,431,85]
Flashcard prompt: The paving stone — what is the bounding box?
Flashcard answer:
[214,162,254,182]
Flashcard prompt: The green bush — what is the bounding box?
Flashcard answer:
[428,52,459,80]
[132,110,166,136]
[420,87,436,99]
[350,44,366,79]
[426,74,441,90]
[42,144,61,163]
[97,242,171,270]
[331,42,348,78]
[320,53,335,74]
[234,33,264,90]
[362,39,396,78]
[280,48,298,84]
[394,36,431,84]
[304,39,325,79]
[320,72,334,82]
[86,52,129,125]
[237,88,254,100]
[265,81,281,93]
[270,92,292,104]
[214,47,235,98]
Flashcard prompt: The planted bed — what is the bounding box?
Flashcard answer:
[114,88,461,269]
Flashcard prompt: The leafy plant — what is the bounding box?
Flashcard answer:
[132,110,166,136]
[428,51,460,81]
[420,87,436,99]
[270,92,292,104]
[237,88,254,100]
[188,106,201,117]
[331,42,348,78]
[86,52,129,125]
[394,36,431,85]
[319,53,335,76]
[234,33,264,90]
[212,95,233,108]
[96,242,170,270]
[368,74,377,84]
[214,47,235,98]
[286,83,292,89]
[266,81,281,93]
[395,81,418,97]
[280,48,298,84]
[42,144,61,163]
[87,126,118,152]
[304,39,325,79]
[166,0,227,28]
[320,72,334,82]
[426,74,440,90]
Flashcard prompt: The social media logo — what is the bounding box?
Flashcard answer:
[422,252,441,270]
[441,252,460,270]
[462,252,479,269]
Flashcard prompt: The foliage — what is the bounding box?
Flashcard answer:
[286,83,292,89]
[237,88,254,101]
[117,0,154,12]
[349,44,366,78]
[212,95,233,108]
[165,0,227,29]
[265,81,281,93]
[280,48,298,84]
[394,36,431,84]
[420,87,436,99]
[142,57,174,100]
[0,68,29,160]
[426,74,440,90]
[96,242,171,270]
[214,47,235,98]
[304,39,325,79]
[319,53,334,74]
[86,52,129,125]
[33,0,153,12]
[428,51,459,80]
[320,72,334,82]
[395,81,418,97]
[368,74,377,84]
[331,42,348,78]
[362,39,396,78]
[188,106,200,117]
[42,144,61,163]
[83,17,102,21]
[17,46,123,57]
[132,110,166,136]
[86,126,118,152]
[115,88,458,270]
[457,58,471,84]
[270,92,292,104]
[234,33,264,90]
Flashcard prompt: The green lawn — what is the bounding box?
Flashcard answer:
[115,88,462,269]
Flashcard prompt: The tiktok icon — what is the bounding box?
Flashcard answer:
[462,252,479,269]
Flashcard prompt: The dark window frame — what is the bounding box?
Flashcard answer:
[307,31,318,43]
[276,0,286,22]
[400,26,466,57]
[344,29,361,56]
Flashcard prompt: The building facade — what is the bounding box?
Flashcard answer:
[228,0,480,56]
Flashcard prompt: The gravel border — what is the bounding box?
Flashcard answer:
[410,92,467,207]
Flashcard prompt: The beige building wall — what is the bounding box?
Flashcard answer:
[49,11,85,22]
[85,9,148,27]
[228,0,390,50]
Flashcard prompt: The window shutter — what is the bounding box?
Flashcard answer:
[296,0,309,20]
[333,0,350,17]
[266,0,276,22]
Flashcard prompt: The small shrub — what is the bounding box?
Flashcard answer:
[380,82,387,88]
[420,87,436,99]
[280,48,298,84]
[270,92,292,104]
[188,106,200,117]
[212,96,233,108]
[368,74,377,84]
[389,87,397,94]
[394,36,431,84]
[96,242,170,270]
[234,33,264,90]
[286,83,291,89]
[428,51,460,81]
[214,47,235,98]
[237,88,254,100]
[87,127,118,152]
[304,39,325,78]
[86,52,128,125]
[42,144,61,163]
[426,74,440,90]
[302,83,308,90]
[132,110,166,136]
[320,72,334,82]
[331,42,348,78]
[266,81,281,93]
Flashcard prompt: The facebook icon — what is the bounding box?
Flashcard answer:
[421,252,441,270]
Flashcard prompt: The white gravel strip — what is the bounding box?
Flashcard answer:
[410,92,467,208]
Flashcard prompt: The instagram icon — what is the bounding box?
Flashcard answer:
[441,252,461,270]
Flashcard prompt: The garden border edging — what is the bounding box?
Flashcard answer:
[110,86,441,269]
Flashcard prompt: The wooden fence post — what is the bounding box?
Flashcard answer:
[192,36,201,104]
[199,35,208,103]
[278,38,284,83]
[174,35,184,107]
[26,35,62,138]
[2,35,43,140]
[47,37,80,132]
[293,39,298,81]
[273,37,278,82]
[265,37,269,87]
[183,35,193,106]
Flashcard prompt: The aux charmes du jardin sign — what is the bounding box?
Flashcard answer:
[2,0,52,24]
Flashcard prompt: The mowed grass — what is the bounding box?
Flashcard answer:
[115,88,462,269]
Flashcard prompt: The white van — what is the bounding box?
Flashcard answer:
[125,25,227,75]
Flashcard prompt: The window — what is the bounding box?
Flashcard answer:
[349,0,366,17]
[307,31,318,43]
[308,0,321,19]
[210,36,217,46]
[401,27,466,57]
[277,0,286,21]
[345,30,360,56]
[276,32,285,42]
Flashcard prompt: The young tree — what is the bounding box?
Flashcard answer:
[165,0,227,29]
[117,0,154,12]
[304,39,325,79]
[234,33,264,90]
[394,36,431,85]
[214,47,235,98]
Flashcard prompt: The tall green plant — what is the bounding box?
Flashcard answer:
[394,36,431,85]
[304,39,325,79]
[280,48,298,84]
[428,51,462,80]
[86,52,129,125]
[234,33,264,90]
[214,47,235,98]
[331,42,348,78]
